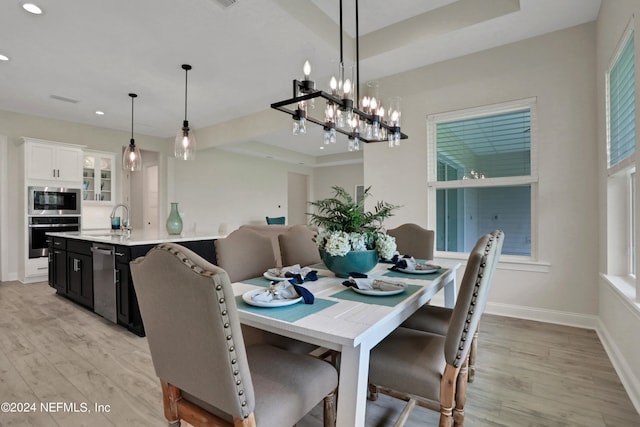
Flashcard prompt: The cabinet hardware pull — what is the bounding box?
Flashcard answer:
[37,266,48,270]
[73,258,80,272]
[115,252,126,257]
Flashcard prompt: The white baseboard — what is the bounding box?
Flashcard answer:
[483,301,600,330]
[596,318,640,414]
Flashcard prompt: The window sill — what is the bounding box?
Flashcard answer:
[435,252,550,273]
[601,274,640,312]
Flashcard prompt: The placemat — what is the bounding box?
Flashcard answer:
[329,284,422,307]
[382,268,447,281]
[241,275,326,288]
[236,296,337,322]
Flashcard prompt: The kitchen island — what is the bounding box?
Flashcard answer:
[46,230,223,336]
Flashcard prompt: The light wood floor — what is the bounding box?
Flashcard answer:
[1,280,638,427]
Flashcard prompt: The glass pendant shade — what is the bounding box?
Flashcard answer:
[123,93,142,171]
[175,120,197,160]
[176,64,197,161]
[123,140,142,171]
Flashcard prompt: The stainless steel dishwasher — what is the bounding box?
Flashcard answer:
[91,244,117,323]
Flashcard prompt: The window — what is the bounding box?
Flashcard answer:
[606,27,636,280]
[427,98,537,257]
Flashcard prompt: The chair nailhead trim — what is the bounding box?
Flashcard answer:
[242,401,247,407]
[226,335,232,340]
[216,285,222,290]
[224,323,230,328]
[219,297,225,303]
[236,380,241,385]
[239,390,244,396]
[222,310,227,315]
[229,346,235,352]
[453,235,495,367]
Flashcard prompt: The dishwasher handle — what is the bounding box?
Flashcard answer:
[91,246,114,256]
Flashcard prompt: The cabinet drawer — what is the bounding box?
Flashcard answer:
[67,239,92,255]
[52,237,67,250]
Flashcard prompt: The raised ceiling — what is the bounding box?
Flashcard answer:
[0,0,601,158]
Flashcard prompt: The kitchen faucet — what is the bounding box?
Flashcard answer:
[110,204,130,233]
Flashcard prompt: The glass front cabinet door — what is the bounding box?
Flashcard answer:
[83,151,116,205]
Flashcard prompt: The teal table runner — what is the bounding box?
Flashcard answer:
[329,284,422,307]
[382,268,447,281]
[236,296,337,322]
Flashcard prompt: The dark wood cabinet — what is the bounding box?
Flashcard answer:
[48,237,67,294]
[45,236,217,337]
[115,244,153,336]
[66,240,93,309]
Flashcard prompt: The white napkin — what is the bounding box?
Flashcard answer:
[252,282,300,302]
[347,277,406,292]
[399,257,440,271]
[267,264,314,278]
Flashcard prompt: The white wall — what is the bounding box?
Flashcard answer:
[596,0,640,411]
[171,147,314,234]
[313,162,364,202]
[365,23,599,318]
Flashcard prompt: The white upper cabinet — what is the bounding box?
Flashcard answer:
[25,139,83,184]
[83,151,116,205]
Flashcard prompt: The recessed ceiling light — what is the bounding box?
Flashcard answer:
[0,54,9,61]
[320,146,325,150]
[95,111,105,115]
[22,3,43,14]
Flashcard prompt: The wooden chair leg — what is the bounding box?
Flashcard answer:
[453,359,469,427]
[439,364,459,427]
[323,390,336,427]
[161,380,182,426]
[368,383,379,401]
[468,326,479,383]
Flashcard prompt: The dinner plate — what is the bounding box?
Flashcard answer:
[242,289,303,307]
[397,265,440,274]
[350,286,406,296]
[263,272,290,281]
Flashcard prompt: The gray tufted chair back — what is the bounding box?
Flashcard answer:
[278,225,321,267]
[387,223,435,260]
[130,243,256,420]
[444,233,497,368]
[215,228,277,282]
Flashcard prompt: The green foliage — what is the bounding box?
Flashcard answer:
[308,186,399,235]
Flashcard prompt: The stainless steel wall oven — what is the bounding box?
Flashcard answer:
[29,216,81,258]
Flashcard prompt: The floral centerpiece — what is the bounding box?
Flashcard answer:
[308,186,399,277]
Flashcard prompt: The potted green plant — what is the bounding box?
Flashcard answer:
[308,186,399,277]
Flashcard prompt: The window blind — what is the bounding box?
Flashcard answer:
[436,110,531,180]
[609,32,635,168]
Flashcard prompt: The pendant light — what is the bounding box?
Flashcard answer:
[175,64,197,160]
[123,93,142,171]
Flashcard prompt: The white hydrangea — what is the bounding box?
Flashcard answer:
[349,233,367,251]
[324,231,351,256]
[375,233,397,260]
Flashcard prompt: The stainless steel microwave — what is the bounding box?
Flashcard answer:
[28,186,81,215]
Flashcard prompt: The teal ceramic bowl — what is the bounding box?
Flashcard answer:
[321,249,378,278]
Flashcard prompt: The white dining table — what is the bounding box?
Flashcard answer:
[232,261,460,427]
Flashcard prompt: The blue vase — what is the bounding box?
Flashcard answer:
[166,202,183,235]
[321,249,378,278]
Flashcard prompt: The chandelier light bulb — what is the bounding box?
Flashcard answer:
[303,60,311,79]
[370,97,377,111]
[343,79,351,95]
[330,76,337,93]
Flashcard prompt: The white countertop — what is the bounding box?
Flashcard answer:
[47,229,225,246]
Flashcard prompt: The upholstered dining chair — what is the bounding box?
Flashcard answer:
[368,233,497,427]
[387,223,435,260]
[130,243,337,427]
[278,225,321,267]
[215,228,277,283]
[265,216,285,225]
[400,230,504,382]
[215,228,318,353]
